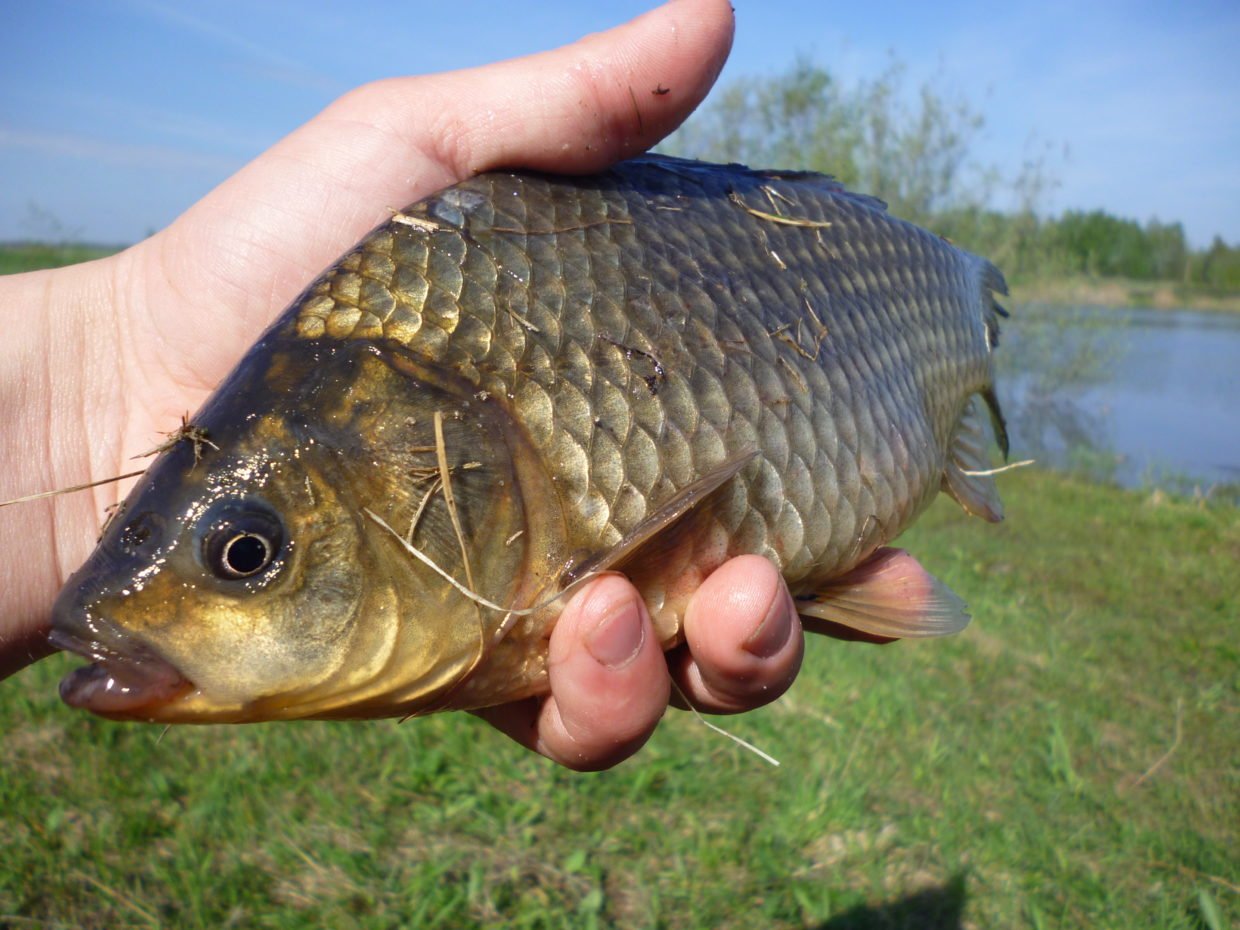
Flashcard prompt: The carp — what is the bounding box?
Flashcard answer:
[50,156,1009,722]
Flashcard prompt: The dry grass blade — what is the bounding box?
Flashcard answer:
[368,510,513,613]
[1146,860,1240,895]
[405,477,443,544]
[0,469,147,509]
[961,458,1036,477]
[132,413,218,467]
[1130,697,1184,789]
[70,869,159,928]
[389,209,441,233]
[433,411,476,597]
[366,509,607,617]
[729,192,833,228]
[670,678,780,767]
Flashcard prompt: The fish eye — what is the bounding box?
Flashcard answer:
[217,533,272,577]
[198,499,286,582]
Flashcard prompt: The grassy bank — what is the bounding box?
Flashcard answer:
[1,469,1235,928]
[1010,274,1240,313]
[0,242,123,276]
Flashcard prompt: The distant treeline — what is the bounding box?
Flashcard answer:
[668,59,1238,291]
[936,207,1240,290]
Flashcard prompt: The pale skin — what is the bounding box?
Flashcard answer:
[0,0,804,771]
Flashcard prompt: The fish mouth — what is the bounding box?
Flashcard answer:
[48,627,193,719]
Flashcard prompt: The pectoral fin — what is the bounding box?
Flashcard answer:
[570,448,759,580]
[942,393,1005,522]
[797,547,970,641]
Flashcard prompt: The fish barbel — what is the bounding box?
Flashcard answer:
[50,155,1010,723]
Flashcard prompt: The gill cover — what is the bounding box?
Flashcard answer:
[53,334,539,722]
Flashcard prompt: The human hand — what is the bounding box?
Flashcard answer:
[479,556,803,770]
[0,0,805,767]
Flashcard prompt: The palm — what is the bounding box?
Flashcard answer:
[111,140,450,467]
[2,3,805,775]
[0,0,734,677]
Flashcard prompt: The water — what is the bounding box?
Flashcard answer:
[998,305,1240,493]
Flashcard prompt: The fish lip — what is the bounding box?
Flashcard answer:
[48,626,192,719]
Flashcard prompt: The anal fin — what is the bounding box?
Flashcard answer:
[942,393,1005,523]
[797,548,970,641]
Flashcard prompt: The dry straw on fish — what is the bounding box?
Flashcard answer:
[365,509,605,619]
[0,416,219,510]
[372,506,784,768]
[728,191,834,228]
[0,470,148,510]
[433,411,477,598]
[960,458,1035,477]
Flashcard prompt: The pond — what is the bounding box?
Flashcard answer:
[997,305,1240,495]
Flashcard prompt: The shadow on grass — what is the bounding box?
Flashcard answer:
[813,872,967,930]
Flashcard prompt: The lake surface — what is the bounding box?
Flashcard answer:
[997,305,1240,492]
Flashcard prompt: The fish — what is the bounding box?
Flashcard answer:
[49,155,1010,723]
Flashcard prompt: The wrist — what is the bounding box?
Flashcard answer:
[0,255,128,677]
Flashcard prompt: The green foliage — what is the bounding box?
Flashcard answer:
[667,57,987,227]
[1050,210,1190,280]
[1,471,1237,928]
[668,59,1237,296]
[0,241,121,275]
[1198,236,1240,290]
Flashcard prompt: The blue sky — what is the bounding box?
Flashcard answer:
[2,0,1237,247]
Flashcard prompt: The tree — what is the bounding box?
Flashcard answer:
[665,58,985,226]
[668,58,1231,293]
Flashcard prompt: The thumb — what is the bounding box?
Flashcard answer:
[146,0,734,389]
[155,0,734,332]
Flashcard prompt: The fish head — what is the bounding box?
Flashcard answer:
[52,336,544,722]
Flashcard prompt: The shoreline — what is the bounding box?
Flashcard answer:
[1009,275,1240,313]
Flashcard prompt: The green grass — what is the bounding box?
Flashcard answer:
[2,474,1237,928]
[0,242,122,275]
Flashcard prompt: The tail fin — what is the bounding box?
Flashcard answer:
[981,260,1009,352]
[940,260,1012,522]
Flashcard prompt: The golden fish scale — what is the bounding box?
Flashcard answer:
[290,158,993,593]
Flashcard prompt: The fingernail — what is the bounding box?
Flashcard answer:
[743,589,793,659]
[585,596,645,669]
